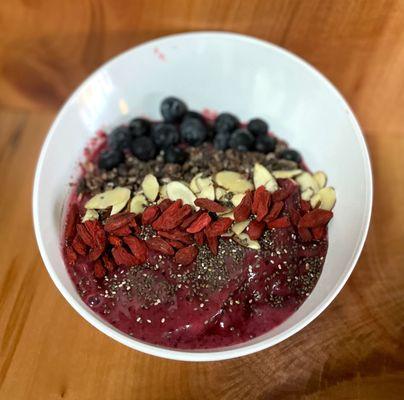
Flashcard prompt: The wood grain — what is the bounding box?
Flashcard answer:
[0,1,404,399]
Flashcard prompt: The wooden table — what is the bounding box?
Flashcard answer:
[1,1,404,399]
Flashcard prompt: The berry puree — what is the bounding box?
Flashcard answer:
[63,97,336,349]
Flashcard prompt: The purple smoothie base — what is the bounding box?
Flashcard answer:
[63,118,327,350]
[66,207,327,349]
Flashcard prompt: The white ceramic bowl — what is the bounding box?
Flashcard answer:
[33,32,372,362]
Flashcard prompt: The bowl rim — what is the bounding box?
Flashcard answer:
[32,31,373,362]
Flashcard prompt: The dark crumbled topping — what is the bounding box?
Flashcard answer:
[78,142,298,196]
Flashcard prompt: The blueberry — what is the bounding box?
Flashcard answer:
[164,146,188,164]
[108,126,131,151]
[247,118,269,137]
[279,149,302,163]
[183,111,217,140]
[131,136,157,161]
[180,118,208,146]
[229,129,255,152]
[98,149,123,170]
[184,110,207,124]
[151,123,180,148]
[213,132,231,150]
[129,118,151,138]
[255,135,277,153]
[214,113,240,134]
[160,97,187,123]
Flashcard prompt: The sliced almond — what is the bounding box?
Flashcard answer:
[81,209,99,222]
[310,193,321,209]
[301,188,314,201]
[232,179,254,193]
[253,163,271,188]
[85,187,131,210]
[215,171,243,186]
[159,184,168,199]
[272,169,302,179]
[221,231,234,237]
[253,163,278,192]
[232,220,249,235]
[215,187,227,200]
[295,172,319,193]
[130,194,147,214]
[317,187,336,211]
[231,193,245,207]
[234,232,260,250]
[313,171,327,189]
[166,181,197,207]
[111,200,128,215]
[214,171,253,193]
[220,211,234,219]
[190,173,203,193]
[142,174,159,202]
[198,184,215,201]
[196,177,213,191]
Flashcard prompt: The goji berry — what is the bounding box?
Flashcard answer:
[252,187,271,222]
[167,240,185,249]
[298,227,312,242]
[180,210,203,229]
[76,223,93,247]
[124,235,148,263]
[86,221,106,261]
[285,190,300,213]
[104,212,136,232]
[110,225,132,236]
[278,178,297,192]
[252,186,264,215]
[108,235,122,247]
[94,260,106,279]
[300,199,311,213]
[88,246,104,262]
[72,234,87,256]
[234,191,253,222]
[186,212,212,233]
[247,220,266,240]
[204,218,233,237]
[141,205,160,225]
[256,191,271,221]
[157,230,193,244]
[178,204,193,220]
[65,203,78,242]
[298,209,333,228]
[102,254,114,272]
[158,199,173,212]
[174,246,199,265]
[194,231,205,246]
[206,235,219,256]
[194,198,227,213]
[146,237,175,256]
[312,226,327,240]
[152,200,190,230]
[265,201,284,222]
[165,199,183,213]
[65,246,77,265]
[289,209,301,227]
[112,246,139,266]
[267,216,291,229]
[272,189,289,202]
[272,179,296,202]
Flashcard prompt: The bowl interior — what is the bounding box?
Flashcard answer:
[33,32,372,361]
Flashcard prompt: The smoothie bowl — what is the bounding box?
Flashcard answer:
[33,32,372,361]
